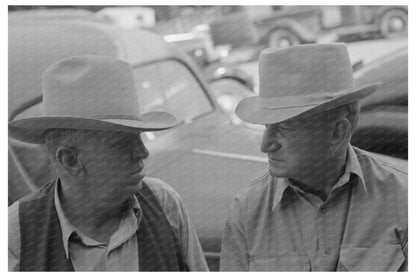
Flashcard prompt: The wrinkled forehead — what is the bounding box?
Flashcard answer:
[81,129,141,142]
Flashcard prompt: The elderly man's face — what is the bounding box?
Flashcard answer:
[78,131,149,200]
[261,116,333,181]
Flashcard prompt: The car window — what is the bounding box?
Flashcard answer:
[132,60,213,123]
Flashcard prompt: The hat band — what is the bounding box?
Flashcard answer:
[260,90,353,109]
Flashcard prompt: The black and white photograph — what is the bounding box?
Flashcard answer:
[7,4,408,272]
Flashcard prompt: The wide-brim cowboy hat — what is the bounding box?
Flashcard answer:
[9,55,177,144]
[235,43,380,124]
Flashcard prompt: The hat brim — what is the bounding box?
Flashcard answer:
[235,83,380,125]
[8,111,177,144]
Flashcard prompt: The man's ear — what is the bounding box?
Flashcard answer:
[55,146,85,176]
[330,118,351,152]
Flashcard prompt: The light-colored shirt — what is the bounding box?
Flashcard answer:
[9,177,209,271]
[220,145,407,271]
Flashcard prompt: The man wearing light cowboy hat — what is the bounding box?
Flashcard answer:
[8,55,208,271]
[220,44,407,271]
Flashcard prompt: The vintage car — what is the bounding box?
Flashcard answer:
[351,42,408,159]
[256,6,408,48]
[346,38,408,159]
[219,6,408,49]
[164,30,256,118]
[8,10,407,271]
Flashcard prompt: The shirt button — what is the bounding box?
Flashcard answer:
[324,247,332,255]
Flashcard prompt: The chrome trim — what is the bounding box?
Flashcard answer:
[204,251,220,258]
[192,148,268,163]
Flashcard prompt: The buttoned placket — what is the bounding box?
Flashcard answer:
[291,184,348,271]
[314,196,338,271]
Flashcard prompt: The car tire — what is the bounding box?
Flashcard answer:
[267,29,301,48]
[379,9,408,38]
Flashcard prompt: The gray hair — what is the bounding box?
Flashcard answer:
[299,101,360,134]
[327,101,360,133]
[44,129,88,157]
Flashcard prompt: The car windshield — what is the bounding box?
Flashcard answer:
[13,59,214,123]
[132,60,213,123]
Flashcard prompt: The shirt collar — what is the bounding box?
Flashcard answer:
[54,179,77,258]
[271,144,367,211]
[54,179,142,258]
[272,177,290,211]
[346,144,367,194]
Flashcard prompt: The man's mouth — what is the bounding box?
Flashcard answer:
[268,156,283,162]
[132,161,144,175]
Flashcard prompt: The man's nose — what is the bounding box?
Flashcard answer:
[260,128,280,153]
[132,141,149,160]
[138,145,150,160]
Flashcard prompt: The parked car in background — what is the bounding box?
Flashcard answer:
[351,40,408,159]
[209,6,408,49]
[164,29,256,123]
[8,10,407,271]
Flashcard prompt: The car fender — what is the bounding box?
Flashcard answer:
[203,62,254,90]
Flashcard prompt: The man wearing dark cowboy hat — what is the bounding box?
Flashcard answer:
[8,55,208,271]
[220,44,407,271]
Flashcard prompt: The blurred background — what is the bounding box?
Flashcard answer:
[9,5,408,110]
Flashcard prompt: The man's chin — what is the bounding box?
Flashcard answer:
[119,176,144,196]
[126,179,142,192]
[268,166,288,178]
[130,171,145,183]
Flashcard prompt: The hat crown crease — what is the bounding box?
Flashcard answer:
[42,55,141,119]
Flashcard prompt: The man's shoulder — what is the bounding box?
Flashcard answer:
[353,147,407,195]
[355,147,407,173]
[8,201,20,227]
[17,181,56,204]
[8,200,21,267]
[233,171,273,205]
[141,177,184,210]
[143,176,180,197]
[354,148,407,181]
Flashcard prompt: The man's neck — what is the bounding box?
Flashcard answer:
[58,178,127,244]
[292,150,348,202]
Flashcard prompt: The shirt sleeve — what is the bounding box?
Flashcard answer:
[220,197,249,271]
[399,233,408,271]
[143,178,209,271]
[175,193,210,271]
[8,201,21,271]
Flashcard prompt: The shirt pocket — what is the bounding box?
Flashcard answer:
[338,244,405,271]
[249,253,310,271]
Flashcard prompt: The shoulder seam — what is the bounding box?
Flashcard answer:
[356,152,407,175]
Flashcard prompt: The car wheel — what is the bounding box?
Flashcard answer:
[379,9,408,38]
[267,29,300,48]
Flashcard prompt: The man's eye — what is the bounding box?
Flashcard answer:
[282,127,297,132]
[112,139,129,148]
[280,127,300,136]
